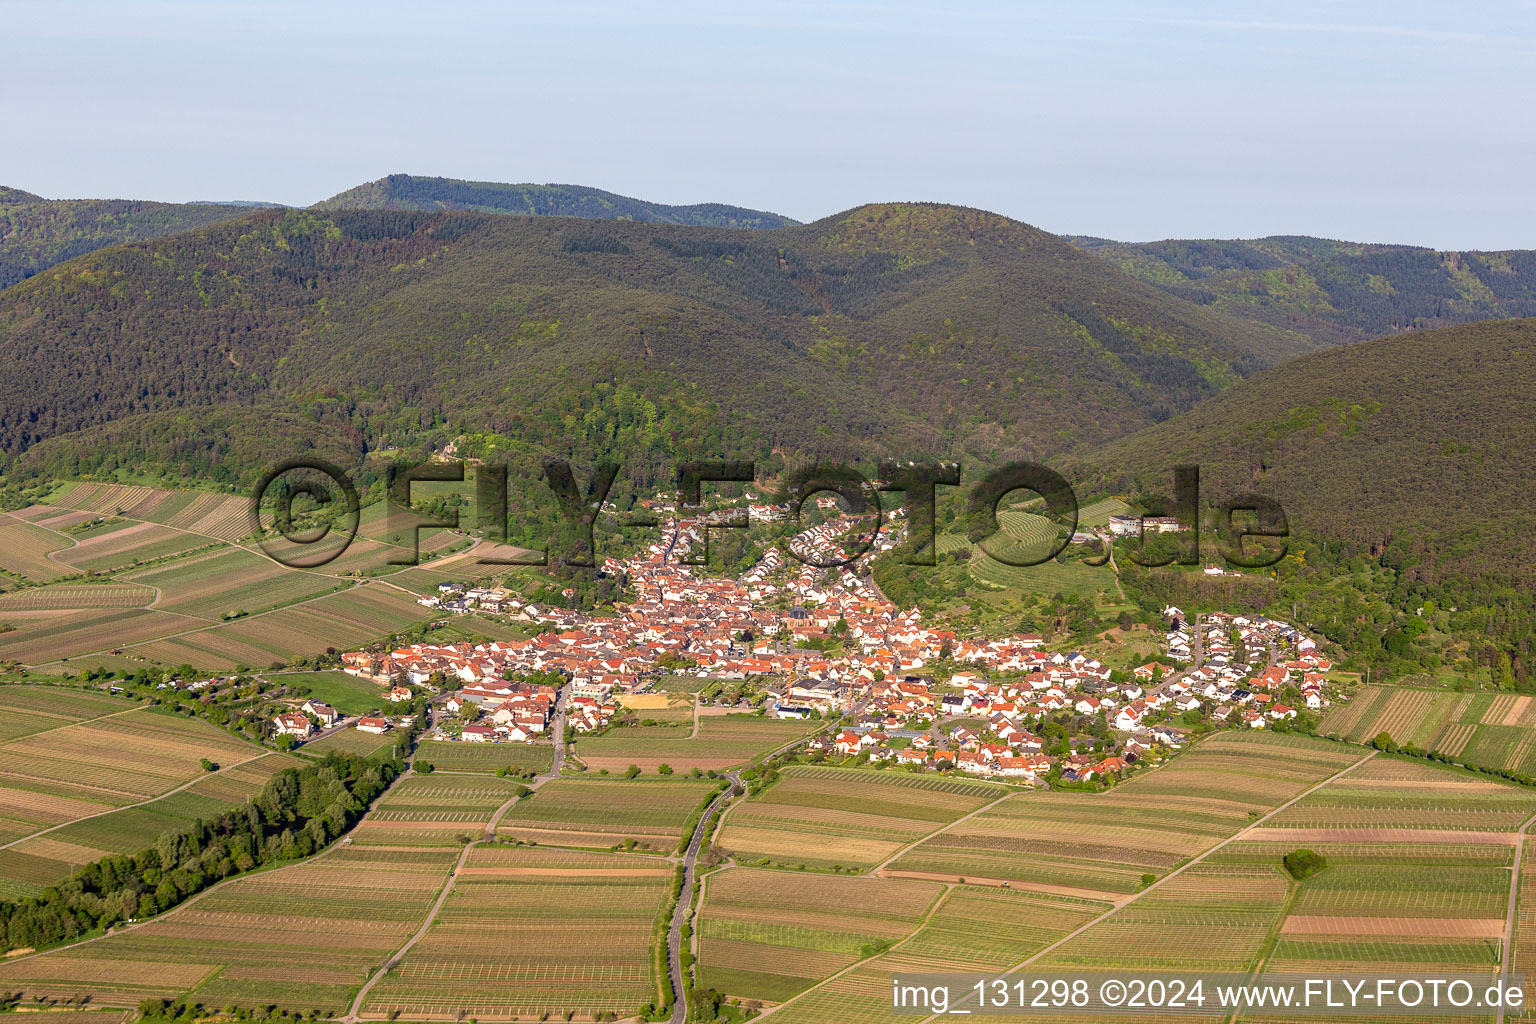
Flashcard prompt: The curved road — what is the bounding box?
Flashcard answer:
[668,771,741,1024]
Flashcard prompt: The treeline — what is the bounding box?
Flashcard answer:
[0,750,402,951]
[1076,234,1536,344]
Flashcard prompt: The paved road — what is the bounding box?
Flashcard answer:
[668,771,741,1024]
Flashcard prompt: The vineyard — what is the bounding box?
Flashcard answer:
[716,769,1000,870]
[0,696,264,870]
[0,752,300,899]
[417,738,555,773]
[891,732,1362,895]
[0,846,457,1013]
[361,845,669,1020]
[352,773,525,846]
[573,713,817,772]
[496,778,717,849]
[765,885,1111,1024]
[966,508,1117,599]
[48,483,253,542]
[1323,685,1536,777]
[52,522,209,575]
[697,868,944,1002]
[121,547,344,619]
[0,517,73,582]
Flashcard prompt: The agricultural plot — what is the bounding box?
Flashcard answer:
[1325,685,1536,777]
[1220,762,1527,1006]
[127,583,430,670]
[0,607,205,665]
[1040,862,1290,973]
[0,516,73,582]
[352,773,524,846]
[0,583,156,611]
[416,738,555,773]
[889,732,1362,895]
[1077,496,1134,529]
[766,885,1111,1024]
[275,670,391,715]
[49,484,253,542]
[496,777,718,849]
[299,727,397,758]
[52,522,209,574]
[573,713,817,772]
[0,753,300,898]
[697,868,945,1002]
[716,768,1002,870]
[618,690,696,724]
[121,547,345,619]
[361,845,670,1020]
[0,846,457,1013]
[1260,757,1536,833]
[967,508,1116,599]
[0,703,261,851]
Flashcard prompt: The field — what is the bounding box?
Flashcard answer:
[126,583,431,670]
[966,508,1118,599]
[51,522,210,574]
[416,737,555,773]
[361,845,671,1020]
[0,583,156,611]
[1259,756,1536,833]
[0,752,301,898]
[696,869,944,1001]
[0,687,266,877]
[716,767,1005,870]
[119,547,345,618]
[765,884,1113,1024]
[0,845,457,1013]
[299,727,398,757]
[888,732,1364,896]
[0,516,73,582]
[1216,770,1522,1007]
[47,483,254,542]
[275,670,391,715]
[0,607,206,664]
[572,713,817,772]
[495,777,718,849]
[1323,685,1536,777]
[351,773,527,846]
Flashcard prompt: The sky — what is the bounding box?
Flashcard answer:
[5,0,1536,248]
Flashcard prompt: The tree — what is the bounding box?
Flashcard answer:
[657,763,674,775]
[625,764,641,779]
[1283,848,1327,880]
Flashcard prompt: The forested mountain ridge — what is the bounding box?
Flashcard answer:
[313,174,800,229]
[0,189,264,290]
[0,202,1310,488]
[1070,234,1536,346]
[1072,317,1536,584]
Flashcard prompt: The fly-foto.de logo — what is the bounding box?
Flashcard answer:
[248,458,1288,571]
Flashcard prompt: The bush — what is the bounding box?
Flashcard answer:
[1283,848,1327,880]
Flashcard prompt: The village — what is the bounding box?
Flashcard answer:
[285,493,1344,787]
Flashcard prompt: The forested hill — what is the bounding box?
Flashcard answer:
[1072,317,1536,584]
[0,189,264,290]
[1070,234,1536,346]
[0,202,1310,487]
[314,174,799,229]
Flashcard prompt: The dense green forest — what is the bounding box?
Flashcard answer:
[314,174,798,229]
[1071,234,1536,345]
[1073,317,1536,684]
[0,189,260,290]
[0,203,1307,492]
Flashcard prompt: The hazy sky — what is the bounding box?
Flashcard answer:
[6,1,1535,248]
